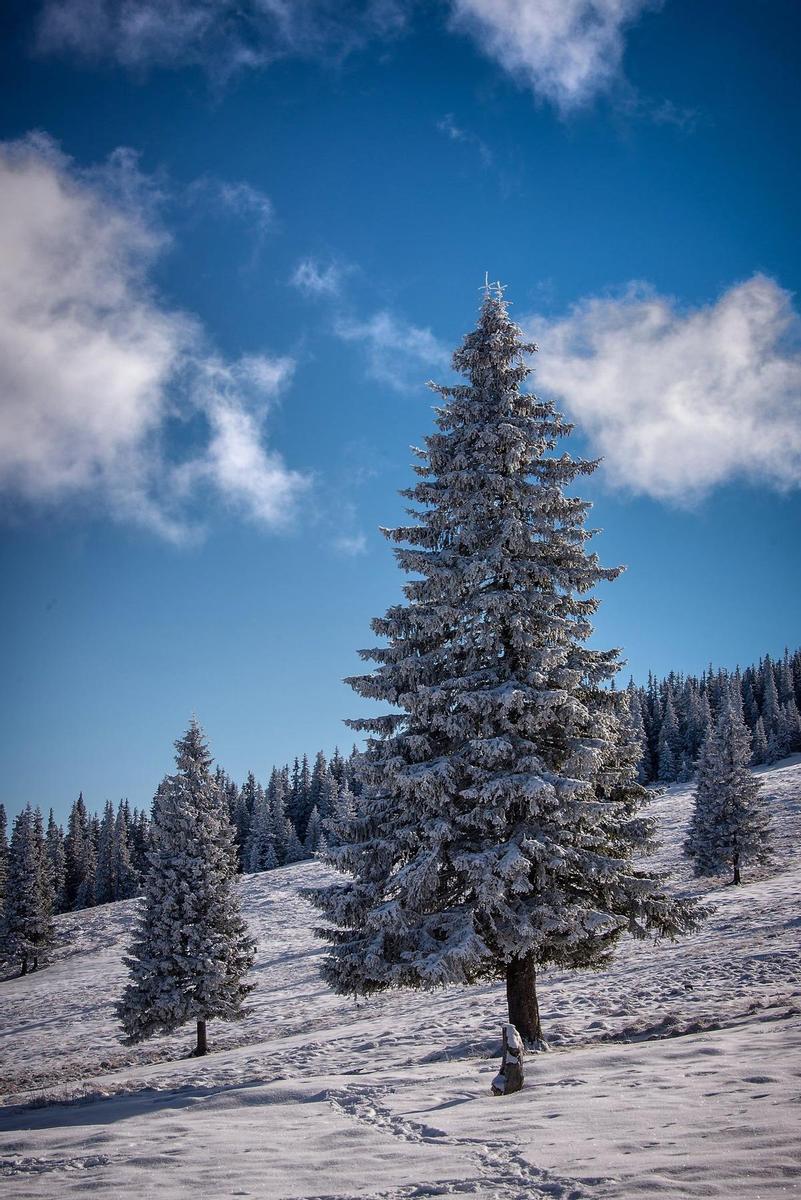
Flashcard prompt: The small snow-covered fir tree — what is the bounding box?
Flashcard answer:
[64,793,95,910]
[117,720,256,1056]
[0,804,8,919]
[751,716,768,765]
[281,818,306,865]
[75,835,97,910]
[657,691,682,782]
[244,795,278,872]
[112,806,139,899]
[2,806,54,974]
[308,286,701,1045]
[94,801,117,905]
[304,806,323,855]
[685,695,772,885]
[761,661,781,734]
[320,781,357,852]
[45,810,67,913]
[626,683,651,783]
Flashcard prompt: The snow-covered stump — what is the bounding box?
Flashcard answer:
[491,1023,525,1095]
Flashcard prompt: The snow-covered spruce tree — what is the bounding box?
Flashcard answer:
[112,806,139,900]
[117,720,255,1056]
[2,806,54,974]
[45,810,67,913]
[0,804,8,919]
[751,716,768,765]
[308,288,701,1046]
[304,806,323,855]
[657,690,682,782]
[64,792,94,910]
[244,795,278,873]
[94,800,117,905]
[685,695,772,885]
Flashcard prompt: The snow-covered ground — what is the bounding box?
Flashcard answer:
[2,758,800,1199]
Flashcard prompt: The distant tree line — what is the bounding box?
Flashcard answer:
[0,746,361,973]
[627,647,801,784]
[216,746,363,875]
[1,648,797,976]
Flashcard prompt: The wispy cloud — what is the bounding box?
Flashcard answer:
[526,275,801,502]
[334,310,450,391]
[436,114,493,167]
[332,531,368,556]
[0,134,308,540]
[290,256,348,298]
[448,0,660,114]
[186,176,275,267]
[35,0,411,77]
[206,179,273,236]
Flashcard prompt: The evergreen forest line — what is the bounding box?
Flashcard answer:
[0,647,797,933]
[628,647,801,783]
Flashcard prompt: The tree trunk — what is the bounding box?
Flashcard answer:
[506,953,545,1048]
[195,1019,208,1056]
[732,856,741,885]
[20,957,28,977]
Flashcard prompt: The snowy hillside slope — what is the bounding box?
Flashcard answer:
[1,758,800,1199]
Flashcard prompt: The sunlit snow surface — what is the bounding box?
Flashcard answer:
[2,758,800,1198]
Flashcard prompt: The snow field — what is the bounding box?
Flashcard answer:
[1,758,800,1199]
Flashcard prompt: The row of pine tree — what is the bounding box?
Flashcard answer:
[0,745,363,952]
[1,646,797,946]
[627,648,801,784]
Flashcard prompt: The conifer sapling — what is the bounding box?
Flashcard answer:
[117,719,255,1056]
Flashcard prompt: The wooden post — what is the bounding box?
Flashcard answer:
[491,1024,525,1095]
[196,1019,208,1056]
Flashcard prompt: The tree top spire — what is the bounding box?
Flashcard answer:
[481,271,507,302]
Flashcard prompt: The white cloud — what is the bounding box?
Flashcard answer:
[334,311,450,391]
[332,532,368,556]
[448,0,658,113]
[36,0,410,76]
[526,275,801,501]
[291,257,346,298]
[0,134,307,539]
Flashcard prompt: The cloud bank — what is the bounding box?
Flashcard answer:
[527,275,801,501]
[0,135,307,539]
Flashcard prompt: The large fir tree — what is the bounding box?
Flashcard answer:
[309,288,700,1045]
[117,720,256,1055]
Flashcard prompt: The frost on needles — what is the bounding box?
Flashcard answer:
[309,287,703,1046]
[117,719,255,1057]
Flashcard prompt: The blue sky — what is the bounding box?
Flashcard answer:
[1,0,799,823]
